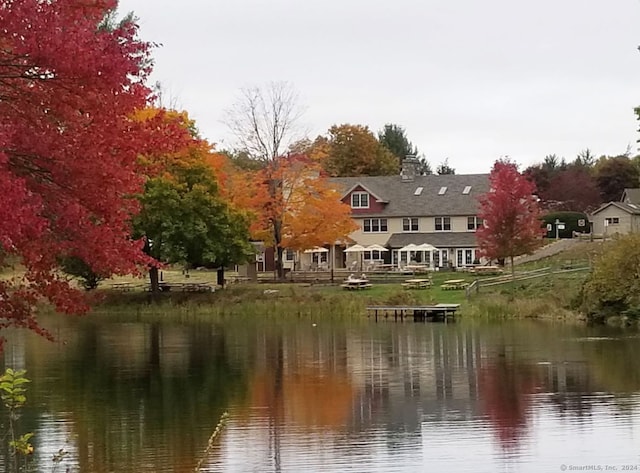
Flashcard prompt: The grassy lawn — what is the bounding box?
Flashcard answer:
[4,246,594,322]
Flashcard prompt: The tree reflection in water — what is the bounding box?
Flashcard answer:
[479,353,540,451]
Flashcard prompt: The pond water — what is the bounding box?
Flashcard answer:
[2,314,640,472]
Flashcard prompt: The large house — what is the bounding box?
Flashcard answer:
[248,159,490,274]
[590,188,640,236]
[290,159,489,271]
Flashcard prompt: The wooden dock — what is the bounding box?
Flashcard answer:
[366,304,460,322]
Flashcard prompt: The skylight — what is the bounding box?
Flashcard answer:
[463,186,472,195]
[414,187,424,196]
[438,186,447,195]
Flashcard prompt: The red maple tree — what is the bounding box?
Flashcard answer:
[0,1,159,340]
[476,160,545,277]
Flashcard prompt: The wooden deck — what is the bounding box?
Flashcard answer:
[366,304,460,322]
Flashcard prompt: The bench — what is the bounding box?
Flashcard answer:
[441,279,469,290]
[111,282,134,292]
[402,279,432,289]
[340,281,372,290]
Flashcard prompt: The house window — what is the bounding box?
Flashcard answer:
[364,250,382,260]
[435,216,451,231]
[363,218,388,233]
[465,249,473,265]
[438,186,447,195]
[467,216,483,231]
[605,217,620,225]
[351,192,369,209]
[285,249,295,261]
[312,252,327,263]
[403,217,419,232]
[463,186,472,195]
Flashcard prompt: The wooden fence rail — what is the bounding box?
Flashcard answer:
[465,266,590,299]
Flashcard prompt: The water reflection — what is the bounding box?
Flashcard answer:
[479,355,538,450]
[1,317,639,472]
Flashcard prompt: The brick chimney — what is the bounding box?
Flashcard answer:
[400,156,418,182]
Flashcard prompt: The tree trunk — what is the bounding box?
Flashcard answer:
[217,267,225,287]
[272,214,285,280]
[330,244,335,284]
[275,245,285,280]
[267,173,286,281]
[509,254,515,300]
[149,266,160,293]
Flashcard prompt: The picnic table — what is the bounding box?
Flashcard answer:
[404,265,432,273]
[441,279,469,290]
[180,282,215,292]
[470,265,503,275]
[111,282,134,292]
[340,279,372,290]
[143,282,214,292]
[401,278,432,289]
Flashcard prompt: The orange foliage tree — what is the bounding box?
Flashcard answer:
[224,154,356,279]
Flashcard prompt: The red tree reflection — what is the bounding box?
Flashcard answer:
[479,357,540,450]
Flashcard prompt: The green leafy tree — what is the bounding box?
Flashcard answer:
[594,155,640,202]
[0,368,34,473]
[580,233,640,322]
[378,124,416,158]
[377,124,431,173]
[574,148,596,168]
[134,162,253,292]
[322,124,399,176]
[436,158,455,175]
[221,149,266,171]
[59,257,105,290]
[543,154,560,171]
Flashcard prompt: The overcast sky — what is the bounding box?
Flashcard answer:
[118,0,640,174]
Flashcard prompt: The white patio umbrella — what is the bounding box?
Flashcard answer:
[303,247,329,270]
[362,244,389,270]
[397,244,419,268]
[366,244,389,252]
[303,247,329,253]
[415,243,437,252]
[344,244,366,253]
[415,243,438,269]
[344,244,366,270]
[398,243,419,252]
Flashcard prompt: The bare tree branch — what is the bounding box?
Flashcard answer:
[223,81,306,162]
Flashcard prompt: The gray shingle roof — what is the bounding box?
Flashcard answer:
[330,174,489,217]
[386,232,479,248]
[622,188,640,205]
[591,201,640,216]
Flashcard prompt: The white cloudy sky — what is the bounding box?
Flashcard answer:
[118,0,640,174]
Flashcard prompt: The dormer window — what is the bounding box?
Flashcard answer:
[351,192,370,209]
